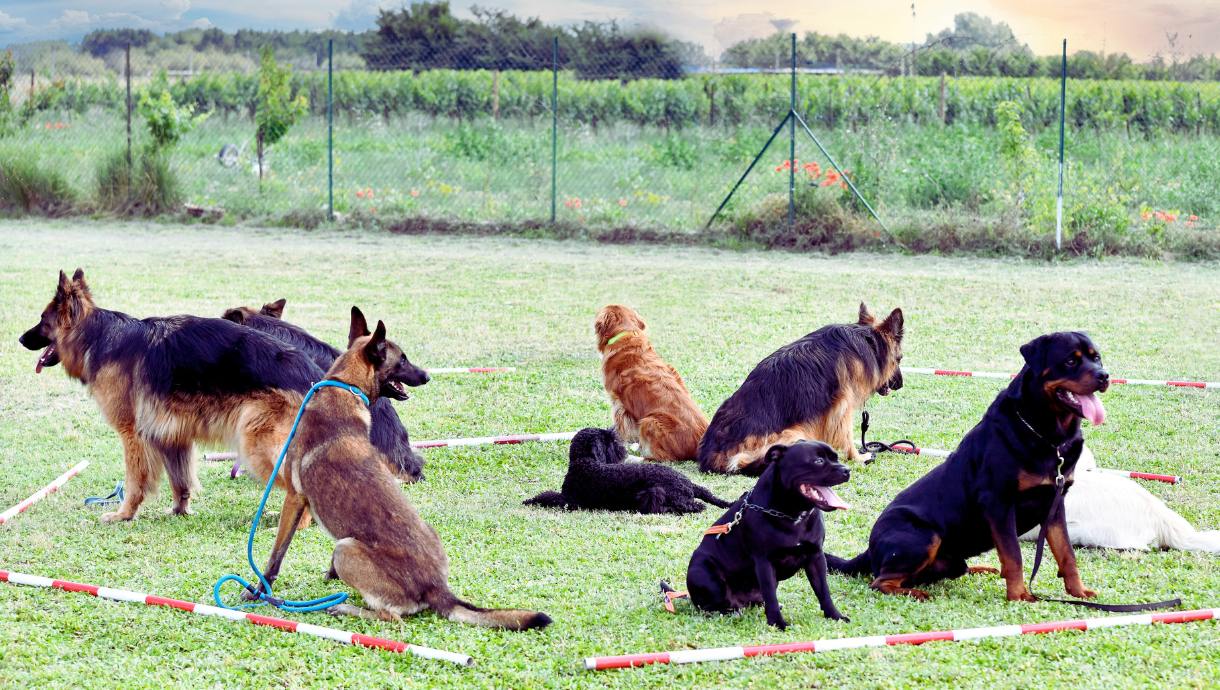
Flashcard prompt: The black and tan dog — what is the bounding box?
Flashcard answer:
[523,427,730,514]
[698,304,903,474]
[18,270,334,522]
[252,307,550,630]
[828,331,1109,602]
[223,298,428,482]
[681,441,851,629]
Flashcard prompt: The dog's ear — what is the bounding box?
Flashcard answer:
[56,270,72,297]
[1019,334,1052,371]
[363,320,387,366]
[758,444,788,470]
[593,306,617,339]
[348,306,370,347]
[261,298,286,319]
[221,308,245,324]
[857,302,875,325]
[878,308,903,341]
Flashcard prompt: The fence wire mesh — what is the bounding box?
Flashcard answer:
[2,24,1218,246]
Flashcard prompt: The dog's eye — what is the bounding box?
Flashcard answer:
[1065,357,1078,367]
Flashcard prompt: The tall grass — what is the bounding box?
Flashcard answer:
[0,154,76,215]
[95,149,181,216]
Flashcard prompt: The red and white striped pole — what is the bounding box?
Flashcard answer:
[904,367,1217,390]
[0,460,89,525]
[0,569,473,666]
[204,431,582,461]
[883,445,1182,484]
[584,608,1218,670]
[427,367,516,375]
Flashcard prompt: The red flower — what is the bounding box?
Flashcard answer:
[356,190,365,199]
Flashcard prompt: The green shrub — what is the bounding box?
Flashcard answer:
[650,134,698,170]
[138,88,206,150]
[0,155,75,215]
[95,150,180,216]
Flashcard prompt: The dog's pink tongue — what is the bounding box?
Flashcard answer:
[1078,392,1106,426]
[35,346,52,374]
[816,485,850,511]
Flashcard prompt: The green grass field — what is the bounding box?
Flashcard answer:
[0,220,1216,688]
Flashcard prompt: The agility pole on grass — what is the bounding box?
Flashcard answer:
[0,570,473,666]
[880,444,1181,484]
[904,367,1217,390]
[584,607,1218,670]
[0,460,89,525]
[204,430,582,461]
[428,366,516,374]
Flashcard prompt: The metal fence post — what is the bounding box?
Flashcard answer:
[1056,38,1067,251]
[788,33,796,230]
[125,44,132,172]
[551,35,558,224]
[328,38,334,221]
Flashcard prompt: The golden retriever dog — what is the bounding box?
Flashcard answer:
[595,304,708,461]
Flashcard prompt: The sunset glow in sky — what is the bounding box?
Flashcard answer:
[1,1,1215,60]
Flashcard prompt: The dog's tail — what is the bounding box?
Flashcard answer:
[1155,504,1220,553]
[692,484,733,509]
[522,490,568,508]
[431,591,552,631]
[825,551,871,576]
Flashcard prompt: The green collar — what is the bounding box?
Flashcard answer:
[605,331,635,347]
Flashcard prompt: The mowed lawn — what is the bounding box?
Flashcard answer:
[0,220,1216,689]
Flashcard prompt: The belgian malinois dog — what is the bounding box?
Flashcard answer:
[253,307,551,630]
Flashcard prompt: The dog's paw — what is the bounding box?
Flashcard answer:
[99,511,133,523]
[1066,584,1097,599]
[241,585,266,602]
[166,506,194,517]
[767,617,789,630]
[1007,588,1038,603]
[825,610,850,622]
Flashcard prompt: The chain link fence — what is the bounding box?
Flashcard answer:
[2,29,1217,250]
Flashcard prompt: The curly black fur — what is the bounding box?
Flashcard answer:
[524,428,731,514]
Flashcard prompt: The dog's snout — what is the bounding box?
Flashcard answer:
[420,370,431,385]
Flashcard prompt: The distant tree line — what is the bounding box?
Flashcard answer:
[721,13,1220,81]
[65,7,1220,82]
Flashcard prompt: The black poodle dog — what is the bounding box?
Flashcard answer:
[525,428,732,514]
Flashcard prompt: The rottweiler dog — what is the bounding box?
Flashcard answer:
[523,427,730,514]
[685,440,851,629]
[828,331,1109,602]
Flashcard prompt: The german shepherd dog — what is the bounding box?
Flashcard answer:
[684,441,851,629]
[222,298,428,482]
[18,270,324,522]
[252,307,551,630]
[697,304,904,474]
[828,332,1109,602]
[595,304,709,461]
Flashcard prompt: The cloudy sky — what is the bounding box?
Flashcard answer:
[1,1,1216,60]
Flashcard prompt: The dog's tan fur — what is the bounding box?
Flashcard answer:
[595,305,709,461]
[254,308,551,630]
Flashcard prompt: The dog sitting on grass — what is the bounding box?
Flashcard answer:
[524,428,731,514]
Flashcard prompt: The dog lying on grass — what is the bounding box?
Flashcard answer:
[1020,445,1220,553]
[677,441,851,629]
[595,304,709,461]
[524,427,730,514]
[252,307,551,630]
[222,298,428,482]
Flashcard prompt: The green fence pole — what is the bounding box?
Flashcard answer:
[327,39,334,221]
[551,35,558,224]
[788,32,796,230]
[125,44,132,173]
[1056,38,1066,251]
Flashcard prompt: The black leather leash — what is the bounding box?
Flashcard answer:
[1018,411,1181,613]
[858,410,917,464]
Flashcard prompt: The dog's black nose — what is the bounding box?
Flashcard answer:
[422,372,431,384]
[1097,370,1109,384]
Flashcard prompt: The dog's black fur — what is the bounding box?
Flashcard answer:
[827,332,1110,602]
[687,441,851,629]
[697,305,904,474]
[523,428,732,514]
[222,299,428,482]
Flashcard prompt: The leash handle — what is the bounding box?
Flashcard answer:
[212,380,368,613]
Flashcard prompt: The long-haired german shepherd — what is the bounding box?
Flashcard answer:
[17,270,420,523]
[698,304,904,474]
[251,307,551,630]
[222,298,428,482]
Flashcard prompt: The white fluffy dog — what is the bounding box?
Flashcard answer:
[1020,446,1220,552]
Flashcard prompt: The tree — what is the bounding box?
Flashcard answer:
[925,13,1021,51]
[254,47,307,183]
[80,29,155,58]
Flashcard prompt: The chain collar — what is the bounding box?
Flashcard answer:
[1014,409,1068,486]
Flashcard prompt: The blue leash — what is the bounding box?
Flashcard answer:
[212,380,369,613]
[84,481,125,507]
